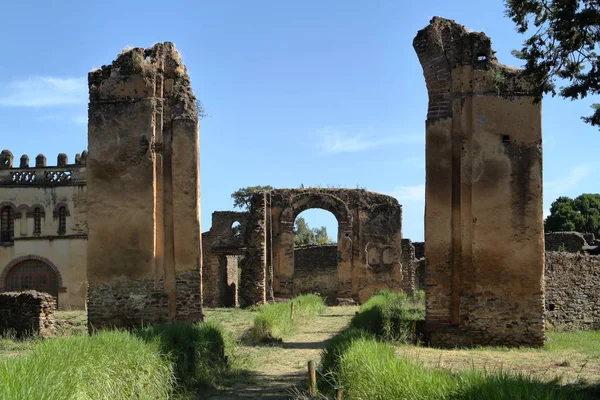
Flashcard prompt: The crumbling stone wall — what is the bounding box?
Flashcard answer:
[238,188,403,305]
[414,17,545,347]
[545,252,600,330]
[87,42,203,329]
[545,232,588,252]
[400,239,415,295]
[293,244,338,300]
[0,291,56,338]
[201,211,249,307]
[413,242,425,260]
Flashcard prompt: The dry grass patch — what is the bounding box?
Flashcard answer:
[394,330,600,386]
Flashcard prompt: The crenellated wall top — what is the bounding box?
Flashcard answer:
[0,149,87,187]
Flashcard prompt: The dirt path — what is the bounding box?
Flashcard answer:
[204,306,357,399]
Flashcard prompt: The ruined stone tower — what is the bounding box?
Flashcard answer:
[414,18,545,346]
[87,42,203,329]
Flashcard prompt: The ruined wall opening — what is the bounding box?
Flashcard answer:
[231,221,242,238]
[292,209,339,299]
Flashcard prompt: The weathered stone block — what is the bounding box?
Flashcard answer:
[0,291,56,338]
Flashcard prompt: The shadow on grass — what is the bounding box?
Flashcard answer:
[134,322,230,395]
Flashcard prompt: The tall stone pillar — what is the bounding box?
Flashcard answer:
[87,42,203,330]
[414,17,545,347]
[239,192,267,307]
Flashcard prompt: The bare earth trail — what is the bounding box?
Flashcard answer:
[204,306,358,399]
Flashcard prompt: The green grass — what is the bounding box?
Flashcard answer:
[0,320,244,399]
[331,337,587,400]
[350,289,425,342]
[249,294,326,342]
[545,330,600,359]
[319,328,376,379]
[0,334,37,359]
[316,291,595,399]
[0,330,174,400]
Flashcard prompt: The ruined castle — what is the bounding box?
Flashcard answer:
[1,18,598,344]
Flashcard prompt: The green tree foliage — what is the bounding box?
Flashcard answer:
[231,185,274,210]
[293,217,333,246]
[545,193,600,237]
[504,0,600,126]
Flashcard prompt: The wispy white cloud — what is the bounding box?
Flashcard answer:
[543,163,596,219]
[387,184,425,203]
[318,127,423,155]
[38,113,87,125]
[545,164,592,194]
[0,76,86,107]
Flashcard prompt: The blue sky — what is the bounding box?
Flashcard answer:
[1,0,598,241]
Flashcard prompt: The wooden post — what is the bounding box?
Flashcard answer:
[336,387,343,400]
[308,360,316,396]
[290,301,295,321]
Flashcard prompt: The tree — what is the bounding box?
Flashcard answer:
[545,193,600,237]
[294,217,316,246]
[231,185,274,210]
[313,226,331,245]
[293,217,333,246]
[505,0,600,126]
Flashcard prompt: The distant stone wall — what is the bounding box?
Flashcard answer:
[294,244,337,273]
[413,242,425,260]
[293,245,338,299]
[0,291,56,338]
[400,239,415,295]
[545,232,588,252]
[545,252,600,330]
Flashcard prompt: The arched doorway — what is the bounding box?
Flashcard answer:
[275,192,353,299]
[292,209,339,300]
[2,257,61,301]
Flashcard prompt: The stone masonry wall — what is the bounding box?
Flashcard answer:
[400,239,415,296]
[545,252,600,330]
[0,291,56,338]
[293,244,338,299]
[545,232,588,252]
[202,211,248,307]
[264,188,403,304]
[414,17,545,347]
[239,192,267,307]
[87,42,203,329]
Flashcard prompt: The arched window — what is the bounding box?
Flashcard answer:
[0,207,14,244]
[57,206,67,235]
[4,259,59,298]
[33,208,42,235]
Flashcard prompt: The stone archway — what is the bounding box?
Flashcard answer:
[276,192,353,298]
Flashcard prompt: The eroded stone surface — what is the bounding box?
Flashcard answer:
[545,252,600,330]
[203,188,406,307]
[414,17,545,347]
[87,42,202,329]
[0,291,56,338]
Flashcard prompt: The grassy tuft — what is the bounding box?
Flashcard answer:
[350,289,425,342]
[248,294,326,342]
[0,330,174,399]
[319,328,376,379]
